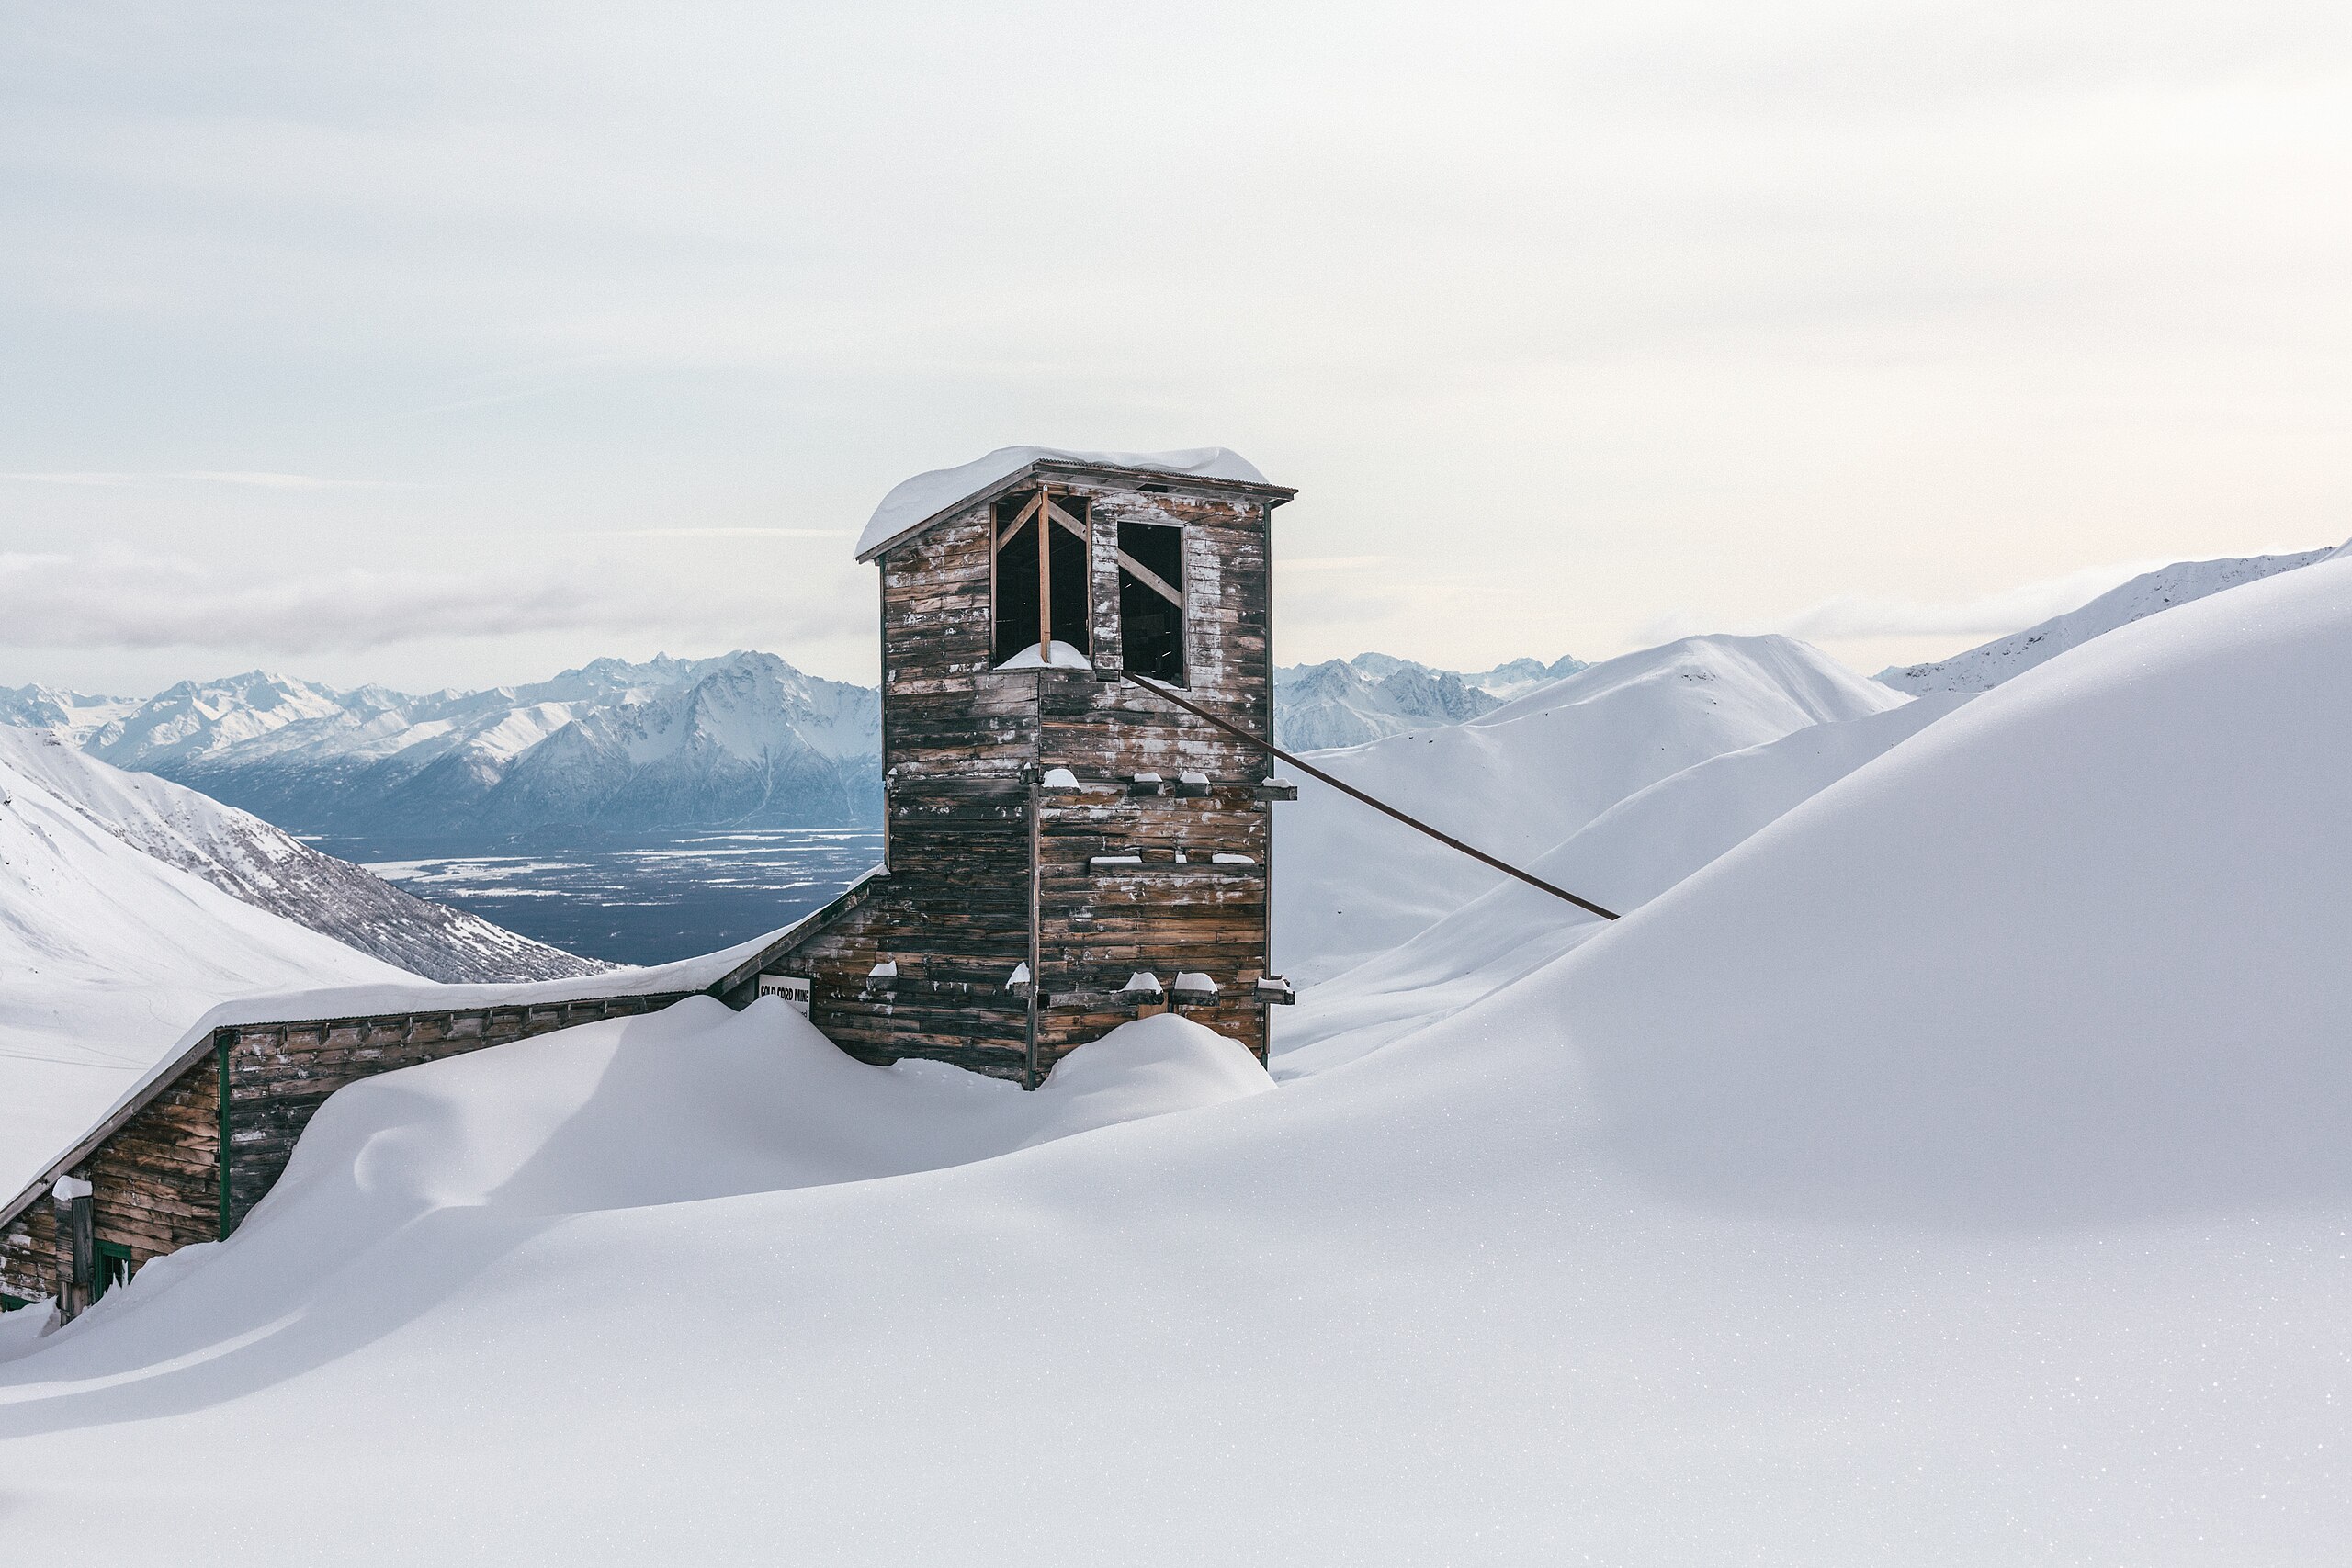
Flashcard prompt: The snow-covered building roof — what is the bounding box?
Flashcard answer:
[854,446,1289,562]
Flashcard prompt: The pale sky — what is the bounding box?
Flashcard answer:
[3,1,2347,695]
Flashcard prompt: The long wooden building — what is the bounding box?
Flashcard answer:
[3,446,1299,1323]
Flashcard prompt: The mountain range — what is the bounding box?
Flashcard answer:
[1272,653,1587,750]
[6,652,882,849]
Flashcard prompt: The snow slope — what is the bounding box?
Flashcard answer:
[0,754,410,1201]
[1279,692,1971,1072]
[1277,634,1905,980]
[0,728,601,984]
[3,559,2349,1560]
[1877,546,2335,694]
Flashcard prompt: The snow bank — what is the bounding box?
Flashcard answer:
[856,446,1269,558]
[6,1001,1268,1364]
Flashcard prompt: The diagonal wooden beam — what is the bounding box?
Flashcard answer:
[1046,497,1090,543]
[997,493,1042,543]
[1117,550,1182,606]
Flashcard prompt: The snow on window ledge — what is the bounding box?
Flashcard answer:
[994,640,1093,671]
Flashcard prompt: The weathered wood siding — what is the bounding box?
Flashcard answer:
[767,471,1282,1081]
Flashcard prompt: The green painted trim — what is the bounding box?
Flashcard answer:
[1,1292,29,1312]
[216,1032,234,1240]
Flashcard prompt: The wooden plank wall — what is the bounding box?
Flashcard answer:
[765,477,1279,1081]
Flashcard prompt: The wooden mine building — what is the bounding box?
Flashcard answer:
[3,446,1299,1321]
[745,446,1299,1084]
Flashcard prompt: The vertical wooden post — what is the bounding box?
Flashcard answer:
[216,1031,235,1239]
[1036,486,1053,658]
[1025,769,1042,1089]
[62,1190,94,1323]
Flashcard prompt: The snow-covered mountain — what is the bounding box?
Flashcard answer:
[1876,546,2339,694]
[9,558,2349,1562]
[0,727,603,985]
[1276,634,1905,980]
[76,652,883,843]
[1272,652,1584,750]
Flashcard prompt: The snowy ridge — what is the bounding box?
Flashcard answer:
[1276,633,1905,980]
[0,728,602,985]
[1877,546,2338,694]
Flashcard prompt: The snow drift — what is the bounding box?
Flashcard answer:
[1553,550,2352,1224]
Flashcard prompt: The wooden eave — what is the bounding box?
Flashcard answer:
[855,460,1296,565]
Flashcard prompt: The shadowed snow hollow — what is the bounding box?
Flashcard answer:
[1537,553,2352,1225]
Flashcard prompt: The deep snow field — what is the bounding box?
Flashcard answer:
[4,557,2351,1562]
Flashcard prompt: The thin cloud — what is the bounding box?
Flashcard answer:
[0,548,865,655]
[1630,559,2173,649]
[587,527,853,539]
[0,470,407,490]
[1274,555,1396,571]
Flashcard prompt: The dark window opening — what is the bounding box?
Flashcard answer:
[992,491,1091,667]
[1118,521,1185,683]
[93,1240,133,1303]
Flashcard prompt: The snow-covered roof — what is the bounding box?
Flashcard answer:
[855,446,1285,562]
